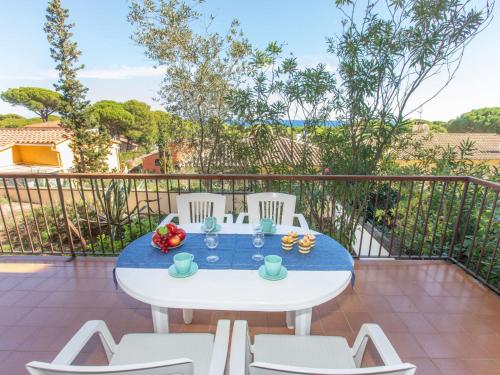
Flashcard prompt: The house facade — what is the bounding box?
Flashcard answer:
[0,122,120,173]
[142,145,180,173]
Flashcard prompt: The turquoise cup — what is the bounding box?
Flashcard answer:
[173,252,194,274]
[264,255,282,276]
[260,218,274,233]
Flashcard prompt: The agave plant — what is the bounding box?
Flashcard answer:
[92,179,153,240]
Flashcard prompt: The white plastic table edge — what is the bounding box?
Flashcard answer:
[116,223,352,335]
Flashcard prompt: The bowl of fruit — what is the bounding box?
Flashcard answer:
[151,223,187,254]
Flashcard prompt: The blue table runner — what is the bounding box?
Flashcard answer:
[116,233,354,283]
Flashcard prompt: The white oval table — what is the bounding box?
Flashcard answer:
[116,223,352,335]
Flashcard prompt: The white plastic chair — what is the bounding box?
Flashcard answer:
[230,320,416,375]
[26,320,230,375]
[159,193,233,227]
[236,193,309,229]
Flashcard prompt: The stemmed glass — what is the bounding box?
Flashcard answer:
[204,232,219,263]
[252,225,265,261]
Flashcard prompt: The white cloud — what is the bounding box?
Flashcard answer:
[78,65,163,80]
[0,65,163,81]
[0,71,57,81]
[296,55,337,72]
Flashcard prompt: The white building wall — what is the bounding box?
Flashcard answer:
[55,140,74,172]
[107,142,121,171]
[0,147,14,168]
[55,140,120,172]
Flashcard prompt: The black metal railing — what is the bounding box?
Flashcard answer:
[0,173,498,292]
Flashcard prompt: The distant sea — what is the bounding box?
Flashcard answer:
[230,120,342,127]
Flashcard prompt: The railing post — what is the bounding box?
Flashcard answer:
[56,176,76,258]
[449,179,469,261]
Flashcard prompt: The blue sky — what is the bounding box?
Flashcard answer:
[0,0,499,121]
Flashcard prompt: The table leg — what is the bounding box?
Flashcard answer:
[295,308,312,336]
[183,308,193,324]
[151,305,169,333]
[286,311,295,329]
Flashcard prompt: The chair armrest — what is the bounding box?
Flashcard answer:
[293,213,309,230]
[158,213,178,228]
[52,320,117,365]
[224,213,234,224]
[230,320,252,375]
[27,359,194,374]
[235,213,248,224]
[208,320,231,375]
[351,324,402,368]
[249,362,415,374]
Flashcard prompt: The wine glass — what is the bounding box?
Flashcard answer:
[204,232,219,263]
[252,225,265,261]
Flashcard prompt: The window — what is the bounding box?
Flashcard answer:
[154,159,161,166]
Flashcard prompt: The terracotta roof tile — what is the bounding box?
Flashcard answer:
[175,136,322,171]
[402,133,500,160]
[24,121,62,128]
[0,128,69,148]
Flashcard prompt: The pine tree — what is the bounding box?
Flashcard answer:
[44,0,110,172]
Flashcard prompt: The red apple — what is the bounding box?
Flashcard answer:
[167,235,181,248]
[166,223,177,234]
[176,228,186,241]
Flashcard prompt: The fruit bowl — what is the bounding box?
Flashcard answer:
[151,223,187,254]
[151,240,184,250]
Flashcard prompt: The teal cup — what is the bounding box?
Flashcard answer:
[173,252,194,274]
[260,218,274,233]
[203,216,217,232]
[264,255,282,276]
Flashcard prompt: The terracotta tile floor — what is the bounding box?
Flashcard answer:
[0,258,498,375]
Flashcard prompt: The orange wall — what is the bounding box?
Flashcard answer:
[12,145,60,166]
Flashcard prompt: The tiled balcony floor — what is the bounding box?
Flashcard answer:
[0,258,498,375]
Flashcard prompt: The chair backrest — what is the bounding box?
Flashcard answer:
[246,193,297,226]
[177,193,227,224]
[26,359,193,375]
[249,362,416,375]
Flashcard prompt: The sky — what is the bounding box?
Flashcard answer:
[0,0,499,121]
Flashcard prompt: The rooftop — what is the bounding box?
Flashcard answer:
[0,258,498,375]
[23,121,62,129]
[0,126,68,149]
[404,133,500,160]
[177,136,323,171]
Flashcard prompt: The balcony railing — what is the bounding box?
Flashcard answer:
[0,173,498,293]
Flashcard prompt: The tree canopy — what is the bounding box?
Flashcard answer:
[448,107,500,133]
[91,100,135,138]
[122,99,155,147]
[321,0,494,174]
[0,114,60,129]
[45,0,111,172]
[0,87,62,121]
[129,0,251,172]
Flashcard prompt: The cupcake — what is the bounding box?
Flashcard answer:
[281,235,294,251]
[298,238,312,254]
[303,234,316,247]
[288,231,299,244]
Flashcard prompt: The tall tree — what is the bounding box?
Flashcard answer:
[228,42,336,173]
[128,0,251,173]
[448,107,500,133]
[0,87,62,121]
[44,0,111,172]
[322,0,495,175]
[122,100,155,147]
[91,100,135,139]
